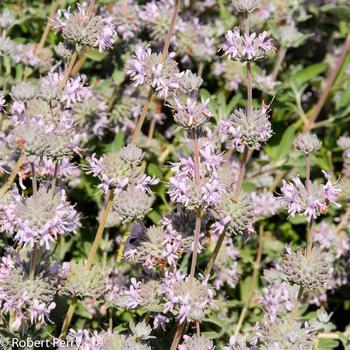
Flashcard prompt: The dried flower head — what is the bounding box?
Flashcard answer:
[113,188,153,223]
[0,35,17,57]
[294,132,322,155]
[225,108,273,150]
[2,187,79,248]
[179,335,215,350]
[275,23,308,48]
[0,9,15,29]
[163,207,204,243]
[59,261,105,299]
[55,41,74,58]
[232,0,260,13]
[337,136,350,151]
[214,192,256,236]
[11,82,37,102]
[173,98,212,129]
[178,70,203,93]
[0,253,57,330]
[125,226,176,269]
[220,28,275,62]
[130,320,154,340]
[120,143,144,164]
[64,329,152,350]
[282,247,330,291]
[224,335,250,350]
[10,123,78,162]
[257,318,316,349]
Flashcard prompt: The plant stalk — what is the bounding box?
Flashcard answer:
[29,243,38,280]
[35,0,59,54]
[50,160,60,198]
[59,298,77,339]
[170,128,202,347]
[131,89,154,145]
[305,33,350,131]
[271,47,287,81]
[289,154,313,321]
[30,162,37,194]
[130,0,180,144]
[59,51,78,91]
[85,190,114,271]
[170,323,186,350]
[0,152,25,199]
[189,128,201,284]
[231,146,249,202]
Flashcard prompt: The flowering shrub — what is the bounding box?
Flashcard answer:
[1,0,350,349]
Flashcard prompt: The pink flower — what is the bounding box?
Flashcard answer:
[242,33,256,60]
[220,28,240,59]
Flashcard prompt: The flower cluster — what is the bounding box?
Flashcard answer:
[252,191,279,217]
[253,318,316,349]
[294,132,322,155]
[63,328,152,350]
[1,0,349,347]
[2,187,80,248]
[282,246,331,291]
[59,261,105,299]
[87,144,158,195]
[220,28,275,61]
[173,97,212,129]
[220,108,273,151]
[213,191,256,236]
[169,142,226,210]
[179,335,215,350]
[162,272,215,324]
[280,173,341,221]
[125,225,190,269]
[126,46,180,97]
[53,2,117,52]
[0,253,57,330]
